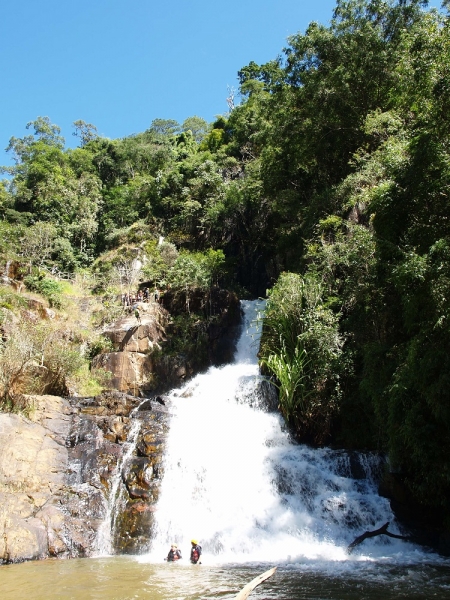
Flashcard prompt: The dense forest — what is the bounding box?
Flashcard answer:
[1,0,450,523]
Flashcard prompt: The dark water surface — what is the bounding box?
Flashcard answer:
[1,556,450,599]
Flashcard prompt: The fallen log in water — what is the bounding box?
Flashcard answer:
[347,521,409,553]
[234,566,277,600]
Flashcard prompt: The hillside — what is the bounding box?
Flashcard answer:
[1,0,450,527]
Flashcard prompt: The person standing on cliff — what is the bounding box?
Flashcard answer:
[134,306,141,325]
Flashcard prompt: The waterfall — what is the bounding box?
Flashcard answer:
[97,409,143,555]
[146,300,410,565]
[3,260,11,278]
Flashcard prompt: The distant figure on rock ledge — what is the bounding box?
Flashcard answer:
[134,307,141,325]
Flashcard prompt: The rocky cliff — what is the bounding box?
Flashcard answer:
[0,290,242,563]
[0,278,242,564]
[0,395,97,563]
[0,392,170,564]
[93,289,241,396]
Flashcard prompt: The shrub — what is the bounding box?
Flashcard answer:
[0,320,86,410]
[260,272,344,443]
[23,274,64,308]
[67,363,112,397]
[87,336,115,361]
[0,288,28,312]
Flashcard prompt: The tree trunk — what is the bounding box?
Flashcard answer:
[234,566,277,600]
[347,522,408,553]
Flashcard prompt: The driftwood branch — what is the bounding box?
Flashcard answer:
[347,522,408,553]
[234,566,277,600]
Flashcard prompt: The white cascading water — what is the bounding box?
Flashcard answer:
[4,260,11,278]
[146,300,415,566]
[97,412,142,555]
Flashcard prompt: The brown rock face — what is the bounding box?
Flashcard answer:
[0,395,102,563]
[112,406,169,554]
[0,392,170,563]
[0,294,242,563]
[93,292,241,398]
[92,351,154,392]
[102,302,167,353]
[92,302,168,395]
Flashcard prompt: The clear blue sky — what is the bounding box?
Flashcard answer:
[0,0,443,168]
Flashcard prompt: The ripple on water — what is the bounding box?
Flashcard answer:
[1,556,450,599]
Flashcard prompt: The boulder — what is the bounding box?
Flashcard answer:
[92,351,154,392]
[123,457,157,500]
[102,302,167,353]
[0,396,92,563]
[136,429,165,457]
[0,394,144,563]
[25,298,47,315]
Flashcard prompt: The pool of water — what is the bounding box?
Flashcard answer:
[1,556,450,599]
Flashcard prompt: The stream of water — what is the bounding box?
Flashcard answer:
[1,300,450,598]
[147,301,410,563]
[97,414,143,555]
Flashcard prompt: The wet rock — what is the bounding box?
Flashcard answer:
[101,416,131,444]
[0,367,187,561]
[0,396,104,563]
[137,397,168,411]
[123,457,159,500]
[77,390,141,416]
[137,399,153,411]
[113,500,158,554]
[111,404,169,554]
[0,393,163,564]
[136,430,165,457]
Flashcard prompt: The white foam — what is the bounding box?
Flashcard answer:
[143,300,440,569]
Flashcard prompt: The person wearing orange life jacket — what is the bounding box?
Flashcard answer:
[190,539,202,564]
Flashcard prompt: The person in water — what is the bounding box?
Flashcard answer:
[165,543,182,561]
[190,539,202,564]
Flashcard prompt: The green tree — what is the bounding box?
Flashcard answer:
[147,118,180,138]
[182,116,209,143]
[20,222,58,268]
[72,119,99,147]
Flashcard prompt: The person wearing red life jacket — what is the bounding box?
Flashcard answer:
[190,539,202,564]
[165,543,182,561]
